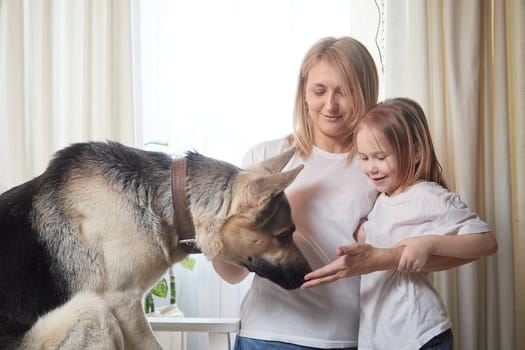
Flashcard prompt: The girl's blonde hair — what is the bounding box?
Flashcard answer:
[288,36,379,158]
[357,97,448,190]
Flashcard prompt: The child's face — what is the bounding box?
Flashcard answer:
[356,125,403,196]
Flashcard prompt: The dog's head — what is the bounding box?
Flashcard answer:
[187,149,311,290]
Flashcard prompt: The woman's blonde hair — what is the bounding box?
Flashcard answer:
[288,36,379,158]
[357,97,448,190]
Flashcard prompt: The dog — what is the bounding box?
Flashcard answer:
[0,141,310,349]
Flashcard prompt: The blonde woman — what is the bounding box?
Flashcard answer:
[213,36,379,350]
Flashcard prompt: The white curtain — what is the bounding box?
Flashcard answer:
[0,0,135,191]
[384,0,523,349]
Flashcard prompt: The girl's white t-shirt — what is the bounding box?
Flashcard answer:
[239,137,377,348]
[359,181,490,350]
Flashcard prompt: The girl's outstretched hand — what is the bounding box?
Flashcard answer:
[301,243,402,289]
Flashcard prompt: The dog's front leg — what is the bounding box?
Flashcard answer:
[105,292,163,350]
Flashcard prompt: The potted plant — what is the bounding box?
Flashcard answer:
[144,257,195,315]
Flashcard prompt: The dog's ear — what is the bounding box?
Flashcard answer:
[248,164,303,207]
[251,148,297,174]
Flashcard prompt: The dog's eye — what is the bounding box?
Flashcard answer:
[276,225,295,244]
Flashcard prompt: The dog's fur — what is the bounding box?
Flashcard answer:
[0,141,310,350]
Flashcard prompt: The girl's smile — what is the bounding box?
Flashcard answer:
[356,125,403,196]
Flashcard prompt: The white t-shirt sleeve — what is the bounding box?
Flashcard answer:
[365,182,490,247]
[241,138,290,168]
[241,147,256,168]
[430,190,490,235]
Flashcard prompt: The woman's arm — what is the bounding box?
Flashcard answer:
[353,219,366,243]
[212,260,250,284]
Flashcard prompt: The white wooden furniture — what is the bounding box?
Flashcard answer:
[148,317,240,350]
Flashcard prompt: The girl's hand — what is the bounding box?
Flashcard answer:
[300,243,373,289]
[301,243,402,289]
[394,236,438,272]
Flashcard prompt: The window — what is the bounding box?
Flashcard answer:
[132,1,382,347]
[133,0,383,162]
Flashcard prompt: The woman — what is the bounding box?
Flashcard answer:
[213,36,379,350]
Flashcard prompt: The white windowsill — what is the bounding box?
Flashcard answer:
[147,317,240,333]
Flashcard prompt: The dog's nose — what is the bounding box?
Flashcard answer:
[247,256,312,290]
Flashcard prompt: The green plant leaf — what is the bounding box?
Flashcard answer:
[180,256,196,271]
[144,292,154,313]
[144,140,169,147]
[151,278,168,298]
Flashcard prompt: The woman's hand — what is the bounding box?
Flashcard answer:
[394,236,438,272]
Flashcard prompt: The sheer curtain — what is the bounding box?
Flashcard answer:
[0,0,135,192]
[384,0,524,349]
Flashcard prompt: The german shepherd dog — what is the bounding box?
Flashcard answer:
[0,141,310,349]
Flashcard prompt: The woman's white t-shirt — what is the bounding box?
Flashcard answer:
[358,181,490,350]
[239,137,377,348]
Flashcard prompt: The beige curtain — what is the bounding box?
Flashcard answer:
[0,0,135,190]
[384,0,524,349]
[505,1,525,349]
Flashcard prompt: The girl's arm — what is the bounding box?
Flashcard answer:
[301,243,403,289]
[395,232,498,271]
[302,232,497,289]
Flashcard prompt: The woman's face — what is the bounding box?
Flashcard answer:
[304,60,353,152]
[356,125,403,196]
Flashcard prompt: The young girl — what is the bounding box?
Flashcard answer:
[351,97,497,349]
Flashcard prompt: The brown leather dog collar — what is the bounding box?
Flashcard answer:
[171,158,201,254]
